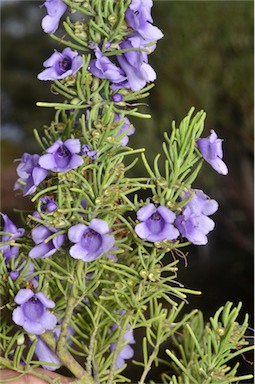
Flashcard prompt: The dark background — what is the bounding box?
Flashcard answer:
[1,0,254,380]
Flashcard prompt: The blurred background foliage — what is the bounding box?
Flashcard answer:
[1,0,254,377]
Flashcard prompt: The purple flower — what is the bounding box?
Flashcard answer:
[114,114,135,146]
[116,54,156,92]
[34,337,61,370]
[37,48,83,81]
[33,196,58,219]
[89,46,126,83]
[175,190,218,245]
[40,197,58,212]
[113,37,156,92]
[68,219,115,262]
[29,226,65,259]
[39,139,83,172]
[14,153,48,196]
[9,261,39,288]
[0,214,25,262]
[110,318,135,369]
[81,144,97,160]
[9,271,20,281]
[34,324,74,370]
[41,0,67,34]
[12,289,57,335]
[112,93,124,103]
[125,0,163,42]
[196,130,228,175]
[135,203,179,242]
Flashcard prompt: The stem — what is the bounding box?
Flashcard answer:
[86,305,101,377]
[106,313,132,384]
[138,343,160,384]
[55,260,95,384]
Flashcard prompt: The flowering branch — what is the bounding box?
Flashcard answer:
[0,0,253,383]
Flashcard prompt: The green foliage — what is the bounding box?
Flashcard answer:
[162,302,253,384]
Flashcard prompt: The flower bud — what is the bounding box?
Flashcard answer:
[17,334,25,345]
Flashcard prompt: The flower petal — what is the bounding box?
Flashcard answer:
[89,219,110,235]
[12,307,25,326]
[35,292,55,308]
[69,243,89,260]
[35,337,61,371]
[39,154,56,170]
[14,289,34,305]
[31,226,52,244]
[68,224,87,243]
[137,203,156,221]
[23,319,45,335]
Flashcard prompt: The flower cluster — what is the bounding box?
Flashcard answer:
[89,0,163,91]
[0,214,24,262]
[175,190,219,245]
[14,139,84,196]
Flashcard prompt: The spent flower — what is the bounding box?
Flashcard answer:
[81,144,97,160]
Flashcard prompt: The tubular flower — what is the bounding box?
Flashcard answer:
[39,139,83,173]
[125,0,164,42]
[196,130,228,175]
[33,196,58,219]
[114,114,135,146]
[12,289,57,335]
[0,214,25,262]
[14,153,48,196]
[110,314,136,369]
[80,144,97,160]
[29,226,65,259]
[113,35,157,92]
[41,0,67,34]
[89,46,126,84]
[37,48,83,81]
[135,203,179,242]
[34,324,74,370]
[68,219,115,262]
[175,190,219,245]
